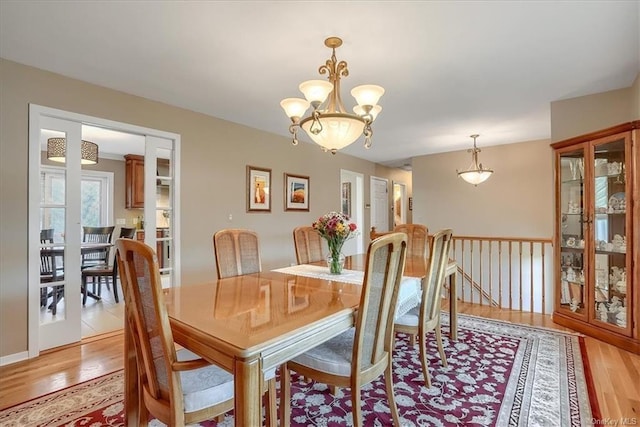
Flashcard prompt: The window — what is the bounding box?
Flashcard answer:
[40,166,113,242]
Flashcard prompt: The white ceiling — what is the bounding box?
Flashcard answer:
[2,1,639,168]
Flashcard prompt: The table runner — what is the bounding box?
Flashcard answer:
[272,264,421,318]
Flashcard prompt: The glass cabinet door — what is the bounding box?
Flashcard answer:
[591,136,628,329]
[558,149,586,315]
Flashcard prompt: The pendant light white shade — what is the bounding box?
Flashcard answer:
[457,134,493,186]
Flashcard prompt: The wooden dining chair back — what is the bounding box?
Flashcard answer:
[82,225,115,268]
[394,223,429,259]
[369,226,392,240]
[81,226,136,304]
[293,226,324,264]
[213,228,262,279]
[280,232,408,426]
[40,228,54,243]
[394,228,453,388]
[116,238,235,425]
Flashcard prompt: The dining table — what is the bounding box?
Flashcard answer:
[124,253,458,426]
[40,242,113,301]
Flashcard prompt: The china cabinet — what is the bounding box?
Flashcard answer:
[552,121,639,353]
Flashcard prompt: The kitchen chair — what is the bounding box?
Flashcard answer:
[116,238,277,426]
[280,232,407,427]
[213,228,261,279]
[81,225,115,268]
[393,223,429,259]
[40,229,64,315]
[293,226,324,264]
[394,228,453,388]
[81,226,136,304]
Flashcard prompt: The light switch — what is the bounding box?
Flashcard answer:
[116,218,126,225]
[228,214,233,221]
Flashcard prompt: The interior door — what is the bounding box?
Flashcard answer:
[370,176,389,234]
[30,113,83,351]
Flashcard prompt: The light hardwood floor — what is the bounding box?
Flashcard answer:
[1,301,638,422]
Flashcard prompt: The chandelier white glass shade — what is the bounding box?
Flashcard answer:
[47,137,99,165]
[280,37,384,154]
[457,134,493,185]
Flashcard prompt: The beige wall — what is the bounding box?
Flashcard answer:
[632,73,640,119]
[550,73,639,142]
[0,59,402,357]
[412,139,554,237]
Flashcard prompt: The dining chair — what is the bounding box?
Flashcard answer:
[81,225,115,268]
[40,229,64,315]
[279,232,408,427]
[393,223,429,259]
[213,228,261,279]
[81,226,136,304]
[369,226,392,240]
[394,228,453,388]
[115,238,278,426]
[293,226,324,264]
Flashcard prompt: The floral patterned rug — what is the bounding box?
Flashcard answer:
[0,314,599,426]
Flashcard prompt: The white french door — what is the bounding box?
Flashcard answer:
[143,136,179,287]
[29,114,83,351]
[28,105,181,356]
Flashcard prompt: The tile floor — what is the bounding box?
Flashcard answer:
[40,280,125,339]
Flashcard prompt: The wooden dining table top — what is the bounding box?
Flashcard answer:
[165,270,363,358]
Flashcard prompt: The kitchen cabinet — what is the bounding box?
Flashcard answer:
[551,121,639,353]
[125,154,145,209]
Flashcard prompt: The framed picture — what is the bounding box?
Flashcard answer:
[247,165,271,212]
[341,182,352,217]
[284,173,309,211]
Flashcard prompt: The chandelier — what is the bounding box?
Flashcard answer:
[280,37,384,154]
[456,134,493,185]
[47,138,99,165]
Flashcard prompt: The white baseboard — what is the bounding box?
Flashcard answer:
[0,351,29,366]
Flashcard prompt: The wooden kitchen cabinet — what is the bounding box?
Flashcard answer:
[125,154,145,209]
[551,121,639,354]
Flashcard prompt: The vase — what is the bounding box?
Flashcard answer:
[326,251,346,274]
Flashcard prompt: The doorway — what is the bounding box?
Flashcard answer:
[393,181,407,227]
[340,170,364,255]
[29,104,181,355]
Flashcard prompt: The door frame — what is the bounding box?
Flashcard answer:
[28,104,181,357]
[392,181,407,227]
[340,169,364,255]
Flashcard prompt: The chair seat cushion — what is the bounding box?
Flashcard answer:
[291,328,355,377]
[82,265,113,275]
[177,349,234,413]
[394,305,419,327]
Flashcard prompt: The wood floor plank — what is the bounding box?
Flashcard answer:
[0,301,638,423]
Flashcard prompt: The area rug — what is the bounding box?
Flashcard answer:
[0,314,600,426]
